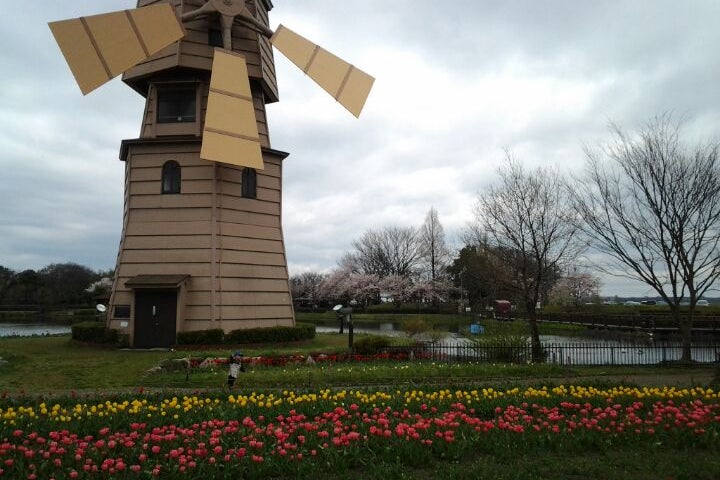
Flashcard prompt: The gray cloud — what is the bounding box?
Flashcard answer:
[1,1,719,296]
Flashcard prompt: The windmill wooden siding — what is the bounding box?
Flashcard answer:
[110,141,294,340]
[107,0,294,346]
[140,81,270,147]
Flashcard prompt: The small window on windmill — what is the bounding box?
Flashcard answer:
[162,160,181,194]
[157,86,197,123]
[208,28,224,47]
[242,168,257,198]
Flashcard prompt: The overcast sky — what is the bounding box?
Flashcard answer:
[1,1,719,297]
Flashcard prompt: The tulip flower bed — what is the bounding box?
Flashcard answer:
[1,385,719,479]
[189,351,430,369]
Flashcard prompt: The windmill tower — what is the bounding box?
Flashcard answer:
[49,0,374,347]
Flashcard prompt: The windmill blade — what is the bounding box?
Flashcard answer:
[271,24,374,118]
[48,4,184,95]
[200,49,265,170]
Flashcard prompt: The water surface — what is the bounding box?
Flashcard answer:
[0,323,71,337]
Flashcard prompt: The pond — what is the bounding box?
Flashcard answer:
[0,323,72,337]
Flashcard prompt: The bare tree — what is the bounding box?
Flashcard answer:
[572,116,720,362]
[475,153,583,361]
[419,207,451,282]
[349,226,421,278]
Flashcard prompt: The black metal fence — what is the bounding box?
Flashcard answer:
[537,313,720,334]
[384,342,720,366]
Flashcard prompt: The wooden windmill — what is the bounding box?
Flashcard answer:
[49,0,374,348]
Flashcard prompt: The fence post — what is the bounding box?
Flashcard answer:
[662,344,667,363]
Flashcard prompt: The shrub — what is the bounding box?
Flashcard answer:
[353,335,391,354]
[225,322,315,344]
[71,322,119,344]
[294,305,328,314]
[116,333,130,348]
[47,308,97,324]
[365,303,458,315]
[471,334,531,363]
[159,358,190,372]
[176,329,224,345]
[0,311,38,323]
[401,317,432,338]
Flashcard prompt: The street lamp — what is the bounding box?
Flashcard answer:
[333,304,354,350]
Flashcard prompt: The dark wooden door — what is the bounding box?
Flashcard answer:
[134,290,177,348]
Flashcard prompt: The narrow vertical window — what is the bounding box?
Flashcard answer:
[208,29,224,47]
[242,168,257,198]
[162,161,181,194]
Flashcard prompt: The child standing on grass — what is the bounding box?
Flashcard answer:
[227,351,245,389]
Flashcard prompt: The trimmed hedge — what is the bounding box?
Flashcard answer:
[46,309,97,325]
[225,322,315,344]
[364,303,459,315]
[172,323,316,346]
[71,322,119,344]
[176,328,224,345]
[0,312,39,322]
[353,335,391,354]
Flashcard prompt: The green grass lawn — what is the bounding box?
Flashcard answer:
[0,334,716,394]
[348,447,719,480]
[2,334,719,479]
[0,336,165,392]
[0,334,353,393]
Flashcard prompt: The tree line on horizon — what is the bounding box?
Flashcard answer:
[0,263,112,308]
